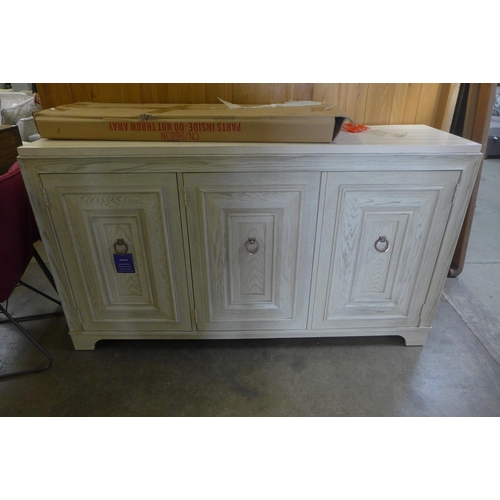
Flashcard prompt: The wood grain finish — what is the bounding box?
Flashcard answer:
[40,173,192,331]
[311,170,461,329]
[36,84,460,131]
[184,172,320,330]
[17,126,482,349]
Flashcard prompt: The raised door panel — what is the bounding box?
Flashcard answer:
[41,173,192,332]
[312,170,460,329]
[184,172,320,330]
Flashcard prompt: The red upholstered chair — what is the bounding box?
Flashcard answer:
[0,162,61,379]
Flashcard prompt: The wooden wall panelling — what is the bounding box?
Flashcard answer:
[88,83,115,102]
[205,84,233,103]
[68,83,97,103]
[414,83,441,127]
[312,83,345,108]
[343,84,370,125]
[134,84,155,103]
[126,84,156,103]
[400,83,423,124]
[150,84,170,103]
[433,83,461,132]
[231,84,288,104]
[364,84,397,125]
[286,83,314,102]
[162,83,206,103]
[311,84,369,124]
[390,84,417,125]
[36,83,72,109]
[81,83,111,103]
[120,84,144,103]
[135,83,163,103]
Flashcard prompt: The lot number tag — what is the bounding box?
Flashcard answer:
[113,253,136,273]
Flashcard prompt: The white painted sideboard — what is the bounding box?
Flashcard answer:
[18,125,482,350]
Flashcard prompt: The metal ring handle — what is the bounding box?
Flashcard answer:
[114,238,129,255]
[374,236,390,253]
[244,238,259,255]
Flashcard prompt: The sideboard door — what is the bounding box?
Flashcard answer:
[311,170,461,329]
[184,172,320,331]
[41,173,192,332]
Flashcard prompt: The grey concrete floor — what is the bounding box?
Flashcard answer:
[1,160,500,416]
[443,158,500,366]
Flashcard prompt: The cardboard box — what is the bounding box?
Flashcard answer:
[33,101,350,143]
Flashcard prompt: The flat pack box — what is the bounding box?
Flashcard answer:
[33,102,350,143]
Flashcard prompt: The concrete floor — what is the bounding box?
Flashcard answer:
[1,160,500,417]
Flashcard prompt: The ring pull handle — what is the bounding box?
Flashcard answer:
[374,236,390,253]
[244,238,259,255]
[114,238,129,255]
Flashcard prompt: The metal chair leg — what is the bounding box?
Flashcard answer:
[0,303,53,379]
[33,248,58,293]
[0,247,60,379]
[18,280,61,306]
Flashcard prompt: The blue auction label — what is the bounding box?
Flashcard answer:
[113,253,136,273]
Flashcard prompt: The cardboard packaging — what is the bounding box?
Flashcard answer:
[33,101,351,143]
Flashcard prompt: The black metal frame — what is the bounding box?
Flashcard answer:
[0,248,62,379]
